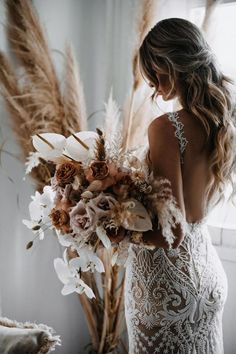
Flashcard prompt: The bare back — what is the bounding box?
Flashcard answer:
[169,109,213,223]
[147,108,214,224]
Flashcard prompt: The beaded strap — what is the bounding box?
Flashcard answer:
[167,111,188,164]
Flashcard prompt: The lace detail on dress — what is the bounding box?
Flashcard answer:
[167,111,188,164]
[124,221,228,353]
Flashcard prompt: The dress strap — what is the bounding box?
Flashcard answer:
[167,111,188,164]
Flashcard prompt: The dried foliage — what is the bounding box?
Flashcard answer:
[78,248,127,354]
[0,0,86,189]
[202,0,220,33]
[63,43,87,132]
[95,128,106,161]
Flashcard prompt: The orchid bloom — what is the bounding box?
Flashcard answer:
[54,248,104,298]
[54,256,95,298]
[23,186,56,240]
[71,247,105,273]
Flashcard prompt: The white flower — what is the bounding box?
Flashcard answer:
[23,186,56,240]
[64,131,98,162]
[22,219,45,240]
[72,247,105,273]
[56,229,87,249]
[32,133,67,161]
[29,186,55,223]
[54,252,95,298]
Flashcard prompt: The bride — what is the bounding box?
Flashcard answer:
[124,18,236,353]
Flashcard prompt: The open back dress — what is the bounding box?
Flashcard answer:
[124,111,228,354]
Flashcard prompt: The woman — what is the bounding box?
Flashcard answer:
[124,18,236,354]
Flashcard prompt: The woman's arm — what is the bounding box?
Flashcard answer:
[142,114,186,249]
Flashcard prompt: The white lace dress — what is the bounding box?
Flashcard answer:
[124,112,228,354]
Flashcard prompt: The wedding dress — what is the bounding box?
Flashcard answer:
[124,111,228,354]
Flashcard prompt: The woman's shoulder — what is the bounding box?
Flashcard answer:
[148,112,172,129]
[148,112,181,150]
[148,111,183,140]
[148,112,174,139]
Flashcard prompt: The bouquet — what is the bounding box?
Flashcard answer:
[23,128,184,299]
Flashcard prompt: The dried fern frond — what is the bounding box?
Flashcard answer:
[63,43,87,133]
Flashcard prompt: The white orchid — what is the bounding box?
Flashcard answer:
[22,219,45,240]
[54,250,99,298]
[72,247,105,273]
[56,229,88,249]
[23,186,56,240]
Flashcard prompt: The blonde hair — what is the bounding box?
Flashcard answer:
[139,17,236,207]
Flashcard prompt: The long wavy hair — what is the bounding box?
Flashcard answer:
[139,17,236,207]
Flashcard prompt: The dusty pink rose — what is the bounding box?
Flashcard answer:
[87,192,117,216]
[69,193,118,238]
[69,200,96,237]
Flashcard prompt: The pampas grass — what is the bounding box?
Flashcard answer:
[6,0,66,132]
[0,0,87,190]
[202,0,220,33]
[63,43,88,133]
[104,88,122,144]
[123,0,156,151]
